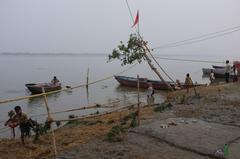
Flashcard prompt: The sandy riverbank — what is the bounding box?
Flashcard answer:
[1,82,240,159]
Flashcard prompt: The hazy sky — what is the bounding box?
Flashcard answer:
[0,0,240,57]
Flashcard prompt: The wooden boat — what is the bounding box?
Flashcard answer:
[25,83,62,94]
[114,76,205,90]
[202,68,234,78]
[212,65,225,69]
[213,68,234,78]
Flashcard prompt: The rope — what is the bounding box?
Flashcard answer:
[0,63,137,105]
[125,0,176,85]
[155,57,225,64]
[148,52,175,83]
[53,103,138,122]
[125,0,134,22]
[30,102,119,118]
[0,100,122,123]
[152,25,240,50]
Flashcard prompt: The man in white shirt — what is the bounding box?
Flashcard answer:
[147,83,154,106]
[225,60,231,83]
[209,70,215,84]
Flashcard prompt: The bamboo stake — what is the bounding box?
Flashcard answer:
[86,67,89,88]
[86,68,90,104]
[41,87,58,158]
[137,75,140,126]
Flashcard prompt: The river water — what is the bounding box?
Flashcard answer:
[0,53,237,137]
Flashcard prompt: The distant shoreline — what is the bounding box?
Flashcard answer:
[0,52,108,56]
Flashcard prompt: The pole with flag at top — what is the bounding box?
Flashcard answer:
[131,10,139,35]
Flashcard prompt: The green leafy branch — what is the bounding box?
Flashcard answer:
[108,34,147,66]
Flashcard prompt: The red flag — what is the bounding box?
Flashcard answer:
[131,10,139,28]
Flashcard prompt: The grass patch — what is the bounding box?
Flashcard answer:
[107,111,138,142]
[107,125,126,142]
[154,102,173,112]
[66,120,103,126]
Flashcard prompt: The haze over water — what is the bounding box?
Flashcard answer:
[0,0,239,137]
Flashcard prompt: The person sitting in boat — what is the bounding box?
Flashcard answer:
[209,70,215,84]
[51,76,60,86]
[184,73,193,93]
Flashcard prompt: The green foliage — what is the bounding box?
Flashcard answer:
[33,121,51,141]
[107,111,139,142]
[108,34,146,66]
[107,125,126,142]
[66,120,103,126]
[107,112,138,142]
[129,111,138,128]
[154,102,173,112]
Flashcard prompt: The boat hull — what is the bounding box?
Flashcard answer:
[114,76,205,90]
[202,68,234,78]
[25,83,62,94]
[212,65,225,69]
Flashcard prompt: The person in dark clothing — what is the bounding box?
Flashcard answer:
[14,106,30,144]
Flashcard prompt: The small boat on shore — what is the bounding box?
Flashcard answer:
[212,65,225,69]
[25,83,62,94]
[114,76,205,90]
[202,68,234,78]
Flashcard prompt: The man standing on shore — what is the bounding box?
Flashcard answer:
[225,60,231,83]
[184,73,193,93]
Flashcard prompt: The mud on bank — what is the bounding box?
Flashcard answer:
[1,83,240,159]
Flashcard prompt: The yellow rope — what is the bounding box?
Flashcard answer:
[53,103,138,122]
[30,102,119,118]
[0,63,137,105]
[0,100,121,123]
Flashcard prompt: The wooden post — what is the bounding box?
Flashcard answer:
[86,67,90,104]
[137,75,140,126]
[41,87,58,157]
[86,67,89,88]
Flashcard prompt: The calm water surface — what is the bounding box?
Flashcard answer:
[0,53,237,137]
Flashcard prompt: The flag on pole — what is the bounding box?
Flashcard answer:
[131,10,139,28]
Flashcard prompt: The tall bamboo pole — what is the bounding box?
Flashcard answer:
[137,75,140,126]
[41,87,58,157]
[137,33,174,91]
[142,47,173,91]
